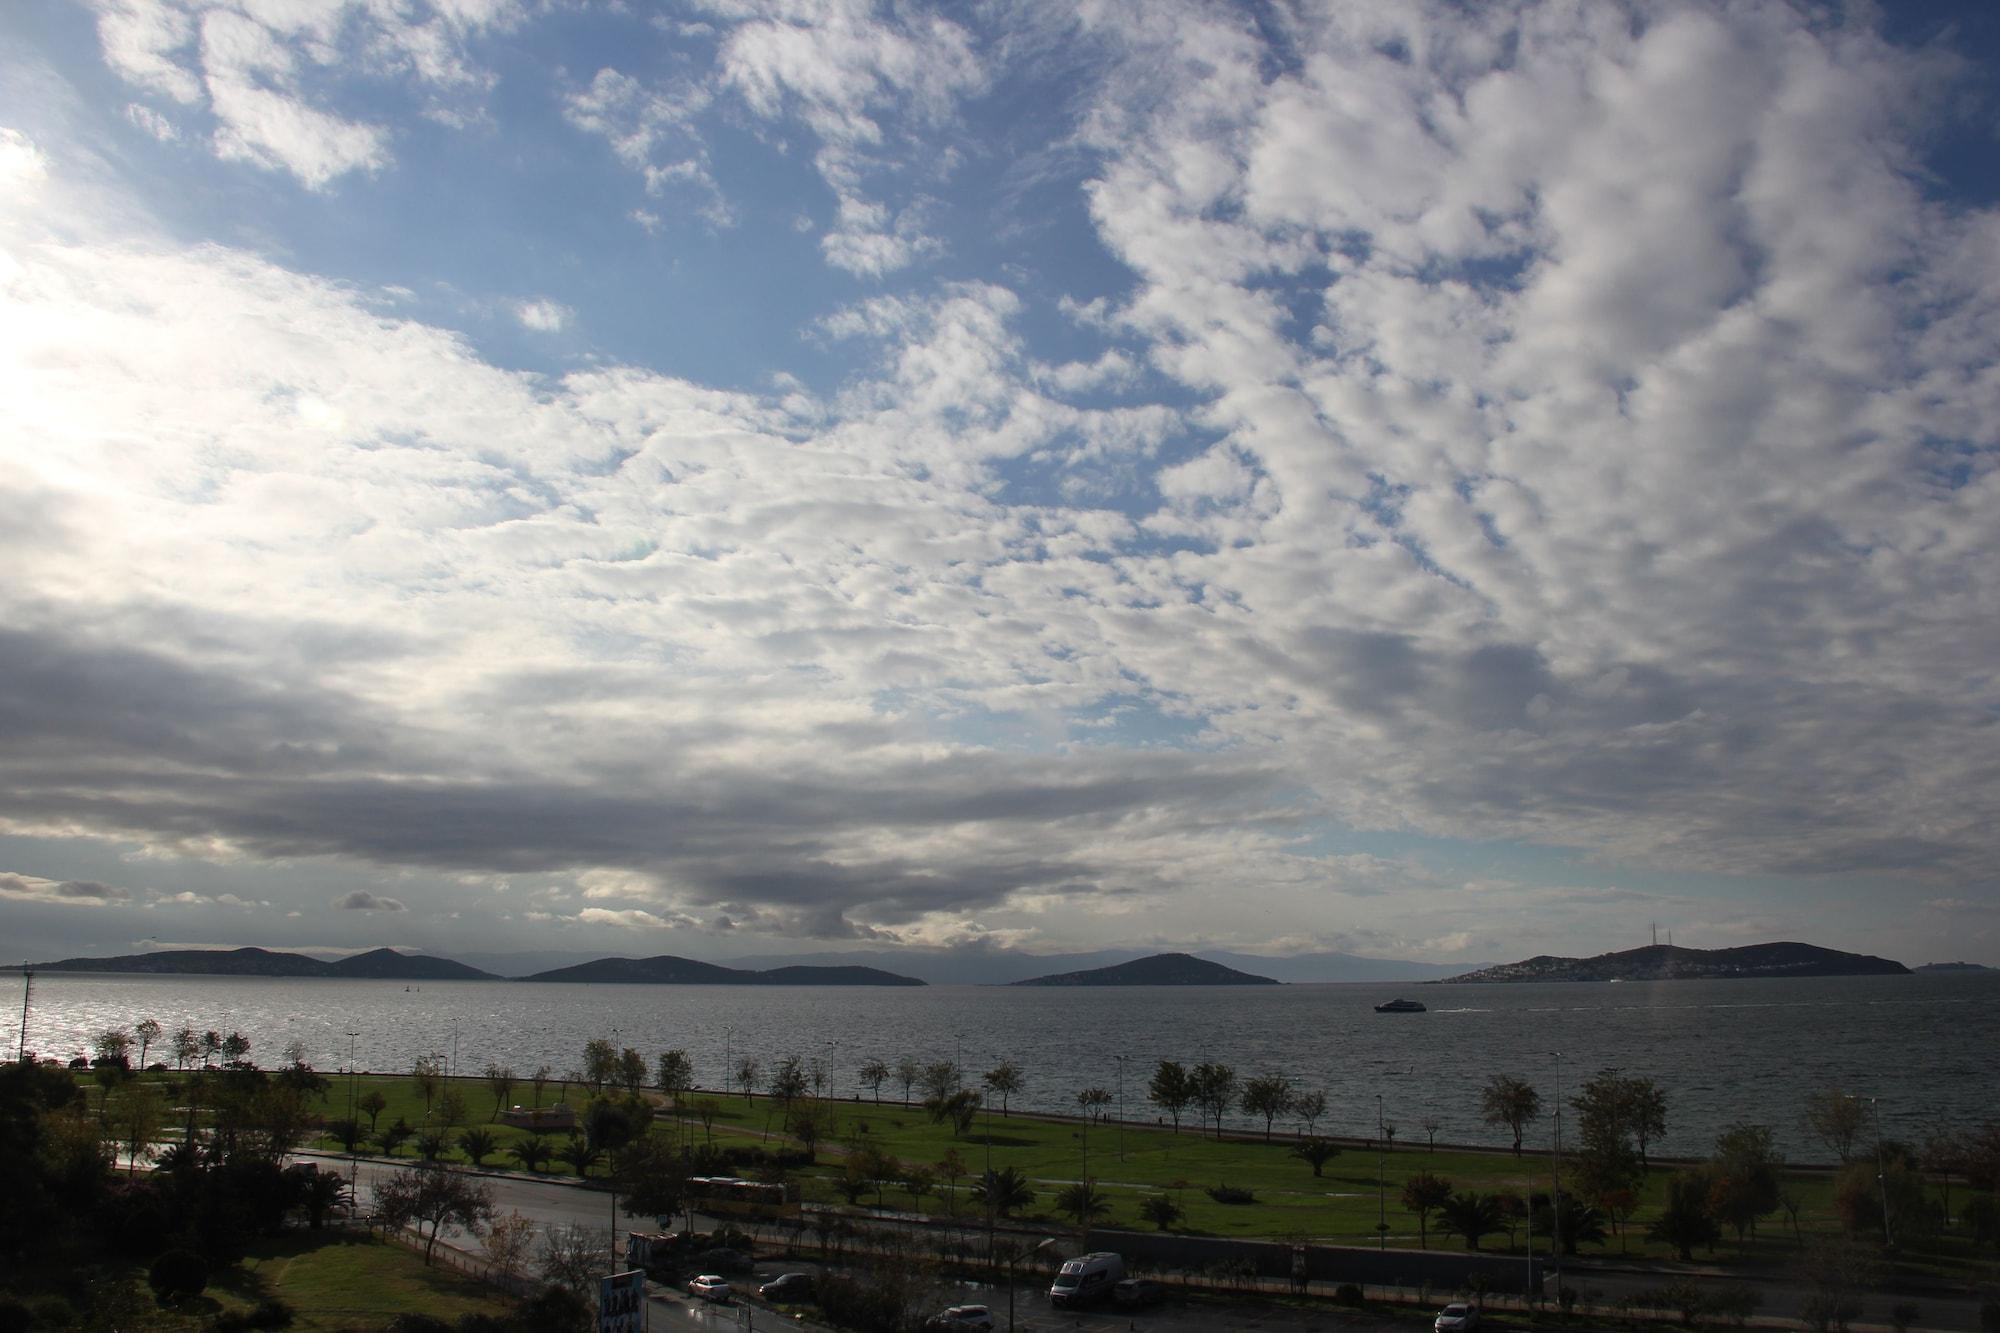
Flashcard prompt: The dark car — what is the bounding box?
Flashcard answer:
[759,1272,814,1302]
[1114,1278,1166,1308]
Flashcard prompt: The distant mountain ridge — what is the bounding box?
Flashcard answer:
[1439,941,1909,984]
[709,945,1476,985]
[20,946,493,980]
[520,954,925,986]
[1011,952,1279,986]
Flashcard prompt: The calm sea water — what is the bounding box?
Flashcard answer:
[15,969,1997,1163]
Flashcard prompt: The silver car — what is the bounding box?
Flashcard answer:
[1436,1303,1480,1333]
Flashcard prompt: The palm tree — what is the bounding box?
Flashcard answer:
[559,1135,603,1178]
[1292,1138,1341,1177]
[510,1136,553,1174]
[295,1170,351,1229]
[1056,1179,1112,1230]
[458,1127,497,1167]
[1139,1194,1183,1231]
[971,1165,1036,1218]
[1437,1191,1507,1251]
[415,1130,449,1163]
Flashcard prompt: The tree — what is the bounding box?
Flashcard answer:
[372,1163,494,1263]
[484,1210,537,1280]
[920,1060,958,1103]
[1805,1088,1867,1163]
[93,1027,133,1070]
[615,1047,647,1096]
[358,1089,388,1134]
[1437,1191,1506,1250]
[1241,1075,1293,1140]
[858,1059,889,1103]
[530,1065,552,1107]
[1421,1115,1443,1149]
[1710,1123,1783,1241]
[1294,1090,1327,1137]
[1191,1063,1237,1138]
[134,1017,162,1069]
[171,1024,201,1070]
[558,1134,603,1178]
[895,1057,921,1104]
[615,1139,691,1223]
[656,1050,694,1102]
[412,1056,442,1118]
[436,1088,468,1129]
[982,1061,1023,1115]
[117,1080,168,1174]
[1076,1087,1112,1123]
[937,1148,967,1213]
[787,1098,839,1161]
[483,1064,515,1120]
[901,1163,935,1210]
[1649,1169,1722,1261]
[510,1136,552,1173]
[1056,1179,1111,1229]
[1481,1075,1541,1155]
[458,1127,497,1167]
[735,1057,760,1100]
[1149,1061,1193,1132]
[770,1057,809,1109]
[537,1221,607,1296]
[378,1117,414,1157]
[1403,1172,1454,1249]
[1292,1138,1341,1177]
[929,1089,982,1136]
[582,1038,617,1091]
[291,1165,352,1228]
[1140,1194,1183,1231]
[416,1130,449,1162]
[972,1165,1035,1218]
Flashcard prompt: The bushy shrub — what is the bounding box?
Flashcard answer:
[1334,1283,1364,1306]
[514,1285,592,1333]
[1206,1185,1255,1205]
[147,1249,208,1305]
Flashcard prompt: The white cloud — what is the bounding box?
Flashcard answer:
[514,299,570,333]
[123,103,181,142]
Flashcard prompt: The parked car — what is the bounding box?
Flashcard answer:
[1435,1302,1480,1332]
[924,1305,995,1330]
[687,1274,731,1302]
[1113,1277,1166,1308]
[758,1272,814,1302]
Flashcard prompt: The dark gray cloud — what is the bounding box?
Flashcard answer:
[334,891,406,912]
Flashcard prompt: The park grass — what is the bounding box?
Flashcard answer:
[213,1230,513,1330]
[296,1077,1880,1272]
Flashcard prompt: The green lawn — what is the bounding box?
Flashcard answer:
[217,1230,514,1330]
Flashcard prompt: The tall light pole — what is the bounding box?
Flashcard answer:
[1852,1094,1893,1248]
[1115,1055,1127,1162]
[1376,1093,1387,1250]
[15,962,32,1062]
[1549,1051,1564,1303]
[346,1030,361,1197]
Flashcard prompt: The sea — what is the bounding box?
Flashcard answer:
[15,969,1998,1164]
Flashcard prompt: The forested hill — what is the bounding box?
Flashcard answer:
[520,954,925,985]
[1009,951,1280,986]
[1438,941,1909,984]
[19,947,494,980]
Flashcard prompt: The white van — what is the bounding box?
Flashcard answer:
[1049,1252,1125,1308]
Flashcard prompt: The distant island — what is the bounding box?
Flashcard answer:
[1010,951,1279,986]
[520,954,925,986]
[1912,961,1994,973]
[16,946,495,981]
[1438,941,1909,984]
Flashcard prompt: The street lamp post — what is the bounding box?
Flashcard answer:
[1853,1095,1893,1248]
[1550,1051,1564,1305]
[346,1031,360,1198]
[1115,1055,1127,1162]
[1376,1093,1387,1250]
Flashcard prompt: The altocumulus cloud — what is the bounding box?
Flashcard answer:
[4,0,1998,964]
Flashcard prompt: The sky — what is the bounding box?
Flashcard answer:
[2,0,1998,970]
